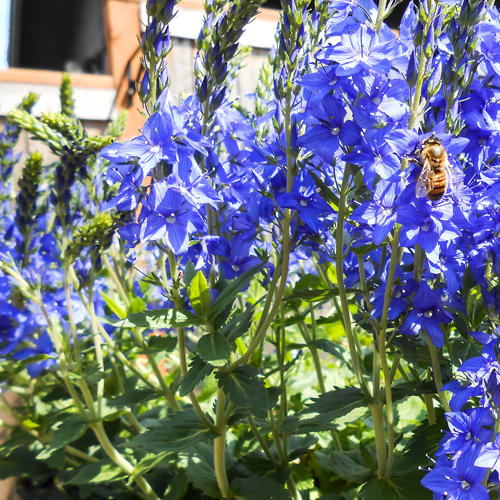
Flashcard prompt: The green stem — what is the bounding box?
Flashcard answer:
[378,228,400,478]
[426,334,451,412]
[374,0,388,33]
[335,164,371,399]
[103,253,131,308]
[214,385,231,498]
[92,421,160,500]
[64,265,82,373]
[247,416,281,468]
[371,402,387,479]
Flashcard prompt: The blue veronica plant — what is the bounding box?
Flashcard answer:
[3,0,500,498]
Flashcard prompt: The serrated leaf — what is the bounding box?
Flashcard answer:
[231,476,292,500]
[189,271,212,318]
[148,335,177,352]
[129,409,218,453]
[107,387,160,407]
[220,303,256,344]
[111,308,204,330]
[391,381,436,402]
[196,332,231,367]
[37,417,89,460]
[302,386,368,419]
[208,262,265,322]
[318,450,373,483]
[179,356,214,396]
[216,366,268,419]
[68,459,127,484]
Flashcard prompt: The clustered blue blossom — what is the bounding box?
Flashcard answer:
[422,333,500,499]
[4,0,500,494]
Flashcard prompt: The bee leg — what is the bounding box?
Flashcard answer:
[404,155,423,166]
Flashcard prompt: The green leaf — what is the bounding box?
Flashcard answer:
[131,452,170,480]
[0,447,50,479]
[129,296,146,313]
[208,262,265,322]
[129,409,218,453]
[184,260,196,287]
[302,386,368,419]
[107,387,160,407]
[189,271,212,318]
[284,288,359,303]
[360,472,431,500]
[391,381,436,402]
[231,476,292,500]
[196,332,232,367]
[313,339,345,360]
[395,412,446,474]
[148,335,177,352]
[216,366,268,419]
[309,169,340,207]
[164,469,190,500]
[100,291,127,319]
[0,429,34,457]
[186,444,223,498]
[317,450,372,483]
[179,356,214,397]
[68,459,127,484]
[37,416,89,460]
[111,308,204,330]
[351,243,378,256]
[221,303,256,344]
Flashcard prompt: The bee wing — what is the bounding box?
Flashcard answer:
[416,160,433,198]
[445,160,462,192]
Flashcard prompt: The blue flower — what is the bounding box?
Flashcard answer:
[119,111,177,177]
[318,25,401,77]
[139,181,203,255]
[397,198,461,264]
[350,180,401,244]
[421,445,488,500]
[279,171,334,233]
[297,95,361,163]
[436,408,492,457]
[399,281,452,348]
[12,332,57,378]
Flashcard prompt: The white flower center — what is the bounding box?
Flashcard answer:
[461,480,471,491]
[300,200,308,207]
[331,127,340,136]
[424,310,433,318]
[232,265,240,272]
[383,208,393,216]
[166,215,176,223]
[150,145,160,153]
[373,97,381,105]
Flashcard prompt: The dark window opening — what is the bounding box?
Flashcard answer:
[9,0,107,74]
[263,0,282,9]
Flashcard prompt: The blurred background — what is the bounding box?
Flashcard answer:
[0,0,411,143]
[0,0,282,144]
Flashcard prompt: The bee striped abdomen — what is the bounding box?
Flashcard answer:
[427,170,447,200]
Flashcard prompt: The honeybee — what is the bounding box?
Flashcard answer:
[407,133,461,201]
